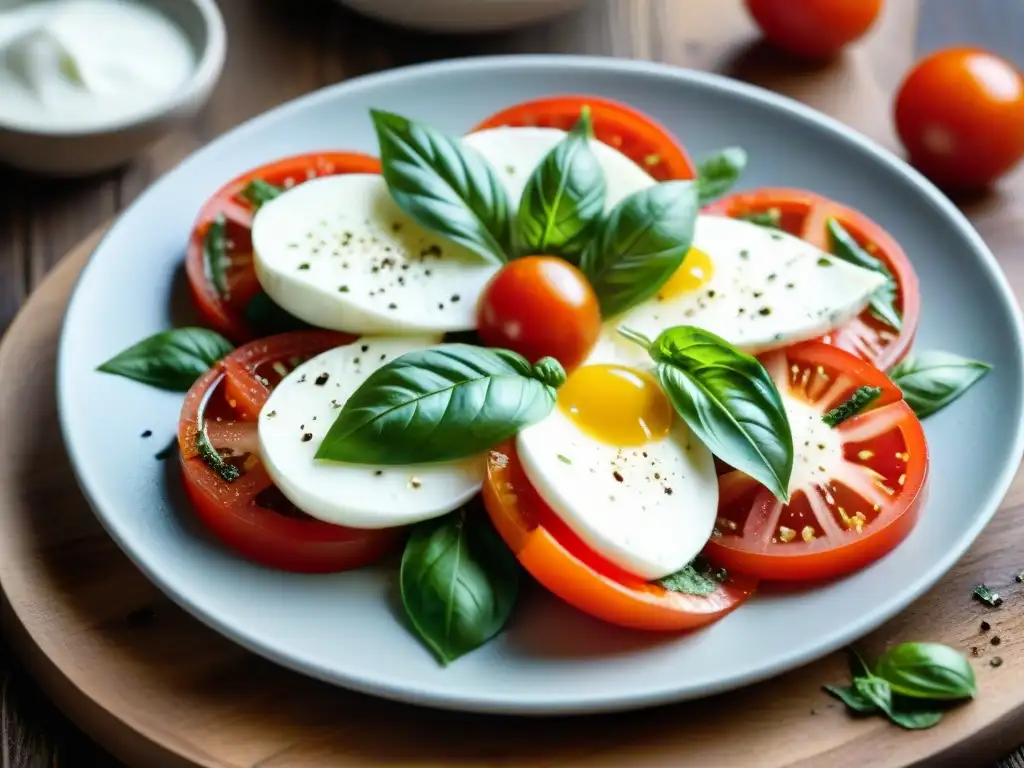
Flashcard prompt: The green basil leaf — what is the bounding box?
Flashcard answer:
[580,181,699,318]
[738,209,781,229]
[823,684,880,715]
[889,350,991,419]
[243,291,312,335]
[886,706,944,730]
[195,384,241,483]
[822,385,883,427]
[315,344,558,465]
[695,147,747,205]
[827,218,902,332]
[400,507,519,664]
[640,325,793,502]
[241,179,284,210]
[854,675,893,713]
[847,647,873,680]
[372,109,511,264]
[204,214,229,297]
[97,328,234,391]
[516,110,605,262]
[658,556,727,596]
[874,642,977,701]
[530,356,567,389]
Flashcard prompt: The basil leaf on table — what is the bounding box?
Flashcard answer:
[695,147,747,205]
[400,507,520,664]
[203,214,230,297]
[889,350,991,419]
[372,109,512,264]
[241,179,285,210]
[516,109,606,262]
[658,556,727,596]
[886,707,944,730]
[823,684,880,714]
[622,325,793,502]
[827,218,902,332]
[243,291,312,335]
[315,344,564,465]
[874,642,977,701]
[854,675,893,712]
[97,328,234,391]
[580,181,699,317]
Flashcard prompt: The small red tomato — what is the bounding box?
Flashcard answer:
[895,48,1024,190]
[744,0,882,60]
[477,256,601,371]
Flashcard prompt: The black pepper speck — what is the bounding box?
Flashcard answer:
[141,429,152,438]
[315,373,329,386]
[991,656,1004,667]
[613,471,624,482]
[301,433,313,442]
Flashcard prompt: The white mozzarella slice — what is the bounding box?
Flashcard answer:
[251,174,499,335]
[258,336,484,529]
[515,410,719,580]
[462,126,656,210]
[588,215,889,369]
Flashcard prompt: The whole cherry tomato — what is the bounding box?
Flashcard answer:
[744,0,883,59]
[895,48,1024,189]
[476,256,601,371]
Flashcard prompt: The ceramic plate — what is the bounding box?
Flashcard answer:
[57,56,1024,715]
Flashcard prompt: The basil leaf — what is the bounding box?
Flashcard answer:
[889,350,991,419]
[823,684,880,714]
[530,356,567,389]
[400,507,519,664]
[822,385,883,427]
[847,647,873,680]
[886,707,944,730]
[827,218,902,332]
[638,325,793,502]
[97,328,234,391]
[738,209,781,229]
[315,344,562,465]
[243,291,312,335]
[695,147,747,205]
[241,179,284,210]
[874,642,977,701]
[195,385,241,483]
[204,214,229,297]
[854,675,893,713]
[372,109,512,264]
[658,557,727,596]
[580,181,698,317]
[516,110,605,262]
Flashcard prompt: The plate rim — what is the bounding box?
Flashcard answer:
[55,54,1024,715]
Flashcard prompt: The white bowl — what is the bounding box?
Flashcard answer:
[0,0,226,177]
[336,0,589,33]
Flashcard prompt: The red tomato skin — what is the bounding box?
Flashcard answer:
[895,48,1024,189]
[477,256,601,372]
[745,0,883,59]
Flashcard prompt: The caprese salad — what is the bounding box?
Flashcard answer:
[98,95,992,664]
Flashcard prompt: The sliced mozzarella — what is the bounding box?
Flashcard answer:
[515,409,718,580]
[462,126,656,210]
[251,174,499,334]
[258,336,483,529]
[588,215,890,369]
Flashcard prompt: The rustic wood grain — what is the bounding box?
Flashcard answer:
[1,0,1023,765]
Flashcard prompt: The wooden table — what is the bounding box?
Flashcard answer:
[1,0,1022,765]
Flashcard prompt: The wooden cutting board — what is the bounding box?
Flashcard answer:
[3,2,1024,766]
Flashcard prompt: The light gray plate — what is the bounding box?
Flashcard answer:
[57,56,1024,715]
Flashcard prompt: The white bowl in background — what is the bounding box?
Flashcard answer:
[0,0,226,177]
[335,0,589,33]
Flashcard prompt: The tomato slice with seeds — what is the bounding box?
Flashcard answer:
[483,443,757,631]
[702,188,920,371]
[178,332,403,573]
[703,343,928,582]
[471,95,696,182]
[185,152,382,343]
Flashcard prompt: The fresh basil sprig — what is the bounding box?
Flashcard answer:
[695,147,747,205]
[372,110,512,265]
[620,325,793,502]
[97,328,234,391]
[827,218,901,332]
[822,385,883,427]
[889,350,991,419]
[825,644,975,730]
[580,181,699,318]
[658,557,727,596]
[516,109,606,263]
[400,507,519,664]
[241,179,284,210]
[316,344,565,465]
[203,214,230,297]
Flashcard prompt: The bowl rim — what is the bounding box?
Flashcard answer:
[0,0,227,138]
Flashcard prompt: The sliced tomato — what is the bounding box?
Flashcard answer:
[482,443,757,631]
[704,343,928,582]
[178,332,403,573]
[185,152,382,342]
[471,95,695,182]
[702,188,920,371]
